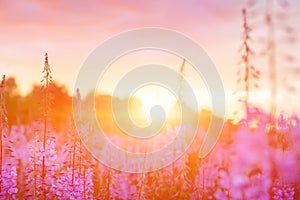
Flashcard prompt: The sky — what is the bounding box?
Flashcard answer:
[0,0,299,116]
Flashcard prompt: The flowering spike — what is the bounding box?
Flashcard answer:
[235,8,260,122]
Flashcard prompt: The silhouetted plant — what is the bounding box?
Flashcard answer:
[235,9,260,122]
[0,75,6,192]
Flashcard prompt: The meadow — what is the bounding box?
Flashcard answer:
[1,1,300,199]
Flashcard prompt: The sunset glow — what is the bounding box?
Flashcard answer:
[1,0,300,199]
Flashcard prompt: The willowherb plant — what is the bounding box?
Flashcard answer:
[39,53,54,197]
[110,170,140,199]
[24,53,59,199]
[0,75,7,184]
[270,115,300,199]
[0,166,18,199]
[246,0,298,123]
[57,88,94,199]
[0,75,6,193]
[235,8,260,122]
[229,125,272,199]
[56,165,94,199]
[0,75,18,199]
[25,136,59,199]
[8,125,27,198]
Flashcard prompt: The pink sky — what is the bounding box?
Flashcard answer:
[0,0,299,115]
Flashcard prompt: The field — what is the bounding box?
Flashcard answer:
[1,0,300,199]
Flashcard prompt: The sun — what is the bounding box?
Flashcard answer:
[132,85,178,123]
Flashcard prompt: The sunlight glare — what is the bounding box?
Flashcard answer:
[133,85,177,123]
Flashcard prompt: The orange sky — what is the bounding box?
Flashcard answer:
[0,0,299,115]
